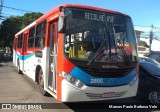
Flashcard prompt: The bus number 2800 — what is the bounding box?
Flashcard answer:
[90,79,103,83]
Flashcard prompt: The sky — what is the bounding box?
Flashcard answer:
[1,0,160,51]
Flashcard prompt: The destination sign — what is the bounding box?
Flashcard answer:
[71,9,115,23]
[84,12,105,22]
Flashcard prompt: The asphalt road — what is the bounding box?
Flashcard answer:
[0,60,159,112]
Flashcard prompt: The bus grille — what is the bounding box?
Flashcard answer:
[86,91,127,99]
[79,67,133,78]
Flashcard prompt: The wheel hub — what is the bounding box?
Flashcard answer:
[149,91,160,104]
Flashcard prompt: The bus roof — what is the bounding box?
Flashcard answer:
[60,4,127,16]
[15,4,128,36]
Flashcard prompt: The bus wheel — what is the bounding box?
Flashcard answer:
[17,60,22,74]
[148,90,160,104]
[38,68,48,96]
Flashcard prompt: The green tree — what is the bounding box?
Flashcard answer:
[140,40,149,48]
[21,12,43,29]
[0,12,43,50]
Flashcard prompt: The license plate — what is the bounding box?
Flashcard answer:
[102,92,115,98]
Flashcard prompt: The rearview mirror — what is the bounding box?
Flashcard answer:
[58,16,66,33]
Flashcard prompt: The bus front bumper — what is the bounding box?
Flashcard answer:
[61,79,138,102]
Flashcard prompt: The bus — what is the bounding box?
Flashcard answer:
[13,4,139,102]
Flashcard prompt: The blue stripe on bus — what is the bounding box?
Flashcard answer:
[70,67,137,87]
[16,53,35,60]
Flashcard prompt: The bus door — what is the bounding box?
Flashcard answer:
[48,22,57,93]
[22,34,27,73]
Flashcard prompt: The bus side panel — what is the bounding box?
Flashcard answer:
[25,48,41,81]
[16,48,23,68]
[43,47,50,93]
[13,37,17,66]
[56,33,64,102]
[56,36,76,101]
[13,49,16,66]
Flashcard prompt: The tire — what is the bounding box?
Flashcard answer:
[17,60,22,74]
[148,90,160,104]
[38,68,49,96]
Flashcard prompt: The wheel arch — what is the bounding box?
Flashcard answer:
[17,58,19,67]
[35,65,42,84]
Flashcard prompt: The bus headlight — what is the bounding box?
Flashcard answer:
[129,75,138,86]
[62,72,84,88]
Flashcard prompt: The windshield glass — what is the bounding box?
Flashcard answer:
[64,8,138,63]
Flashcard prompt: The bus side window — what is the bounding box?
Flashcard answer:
[17,34,23,48]
[28,27,35,48]
[35,21,46,48]
[49,23,55,56]
[14,37,18,50]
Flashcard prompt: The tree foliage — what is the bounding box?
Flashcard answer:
[0,12,43,49]
[140,40,149,48]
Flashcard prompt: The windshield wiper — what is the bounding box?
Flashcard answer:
[87,22,114,65]
[87,21,110,66]
[116,39,131,65]
[87,38,105,65]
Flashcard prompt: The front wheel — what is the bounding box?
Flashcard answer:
[38,68,49,96]
[148,90,160,104]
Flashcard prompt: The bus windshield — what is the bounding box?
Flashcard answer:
[64,8,138,64]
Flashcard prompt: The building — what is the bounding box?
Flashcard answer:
[135,30,149,57]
